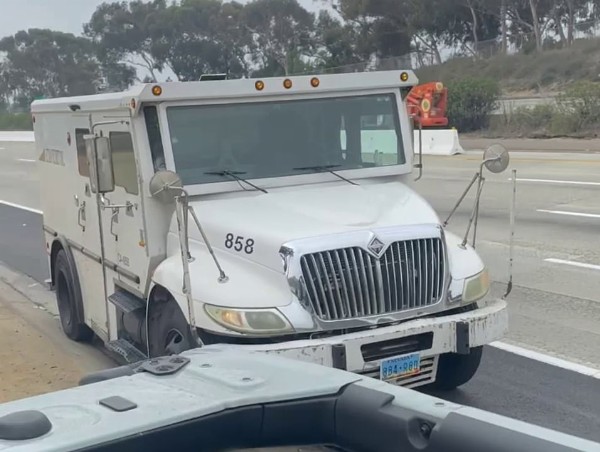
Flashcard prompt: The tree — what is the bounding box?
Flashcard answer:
[151,0,254,81]
[0,29,101,107]
[85,0,168,83]
[313,11,364,71]
[243,0,315,76]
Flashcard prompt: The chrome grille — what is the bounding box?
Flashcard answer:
[300,238,445,321]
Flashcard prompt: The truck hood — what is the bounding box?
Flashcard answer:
[183,179,440,272]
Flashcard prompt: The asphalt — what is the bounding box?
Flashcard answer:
[425,346,600,443]
[1,139,600,443]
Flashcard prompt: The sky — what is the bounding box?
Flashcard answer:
[0,0,325,38]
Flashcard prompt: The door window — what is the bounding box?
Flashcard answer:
[109,132,139,195]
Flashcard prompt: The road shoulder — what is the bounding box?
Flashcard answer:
[0,262,113,403]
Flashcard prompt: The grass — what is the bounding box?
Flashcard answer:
[0,113,33,131]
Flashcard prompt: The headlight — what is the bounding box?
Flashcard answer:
[462,269,490,303]
[204,305,294,335]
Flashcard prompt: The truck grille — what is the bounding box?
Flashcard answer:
[299,238,445,321]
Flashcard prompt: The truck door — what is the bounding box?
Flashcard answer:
[94,121,147,343]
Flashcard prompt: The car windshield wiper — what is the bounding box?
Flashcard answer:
[292,165,358,186]
[204,170,268,194]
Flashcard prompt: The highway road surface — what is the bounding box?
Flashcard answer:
[0,138,599,443]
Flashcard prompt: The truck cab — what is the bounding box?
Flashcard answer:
[32,70,508,390]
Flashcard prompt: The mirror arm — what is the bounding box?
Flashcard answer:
[414,118,423,181]
[502,169,517,300]
[443,172,479,228]
[460,176,486,249]
[99,194,132,211]
[90,120,129,134]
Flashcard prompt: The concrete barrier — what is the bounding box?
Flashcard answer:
[343,129,464,158]
[0,131,35,142]
[414,129,465,155]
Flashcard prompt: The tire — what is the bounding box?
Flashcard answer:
[54,249,93,342]
[429,346,483,391]
[148,298,194,358]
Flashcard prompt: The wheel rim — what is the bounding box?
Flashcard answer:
[56,272,72,328]
[164,328,186,355]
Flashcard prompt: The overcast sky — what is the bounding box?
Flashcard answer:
[0,0,325,38]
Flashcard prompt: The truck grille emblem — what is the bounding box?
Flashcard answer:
[368,236,385,257]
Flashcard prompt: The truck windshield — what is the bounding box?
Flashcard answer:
[164,93,405,186]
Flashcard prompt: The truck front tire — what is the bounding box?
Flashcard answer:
[147,297,194,358]
[429,346,483,391]
[54,249,93,342]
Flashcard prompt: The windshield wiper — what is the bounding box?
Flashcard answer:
[205,170,268,194]
[293,165,359,186]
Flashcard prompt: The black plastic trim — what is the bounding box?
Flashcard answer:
[70,380,590,452]
[331,343,347,369]
[360,332,433,362]
[456,321,470,355]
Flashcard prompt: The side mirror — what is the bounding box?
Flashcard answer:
[483,144,510,174]
[85,135,115,194]
[149,170,183,203]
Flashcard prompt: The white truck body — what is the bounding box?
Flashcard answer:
[32,70,508,389]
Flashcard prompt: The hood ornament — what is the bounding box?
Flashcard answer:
[368,236,385,257]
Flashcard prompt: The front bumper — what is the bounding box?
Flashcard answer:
[212,298,508,387]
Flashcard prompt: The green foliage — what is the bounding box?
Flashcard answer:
[557,81,600,127]
[490,81,600,137]
[0,113,33,131]
[2,0,600,115]
[446,78,500,132]
[0,29,102,107]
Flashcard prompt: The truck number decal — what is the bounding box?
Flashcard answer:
[225,234,254,254]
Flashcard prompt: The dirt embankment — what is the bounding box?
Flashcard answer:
[0,282,112,403]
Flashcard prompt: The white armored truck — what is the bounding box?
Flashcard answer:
[32,70,509,390]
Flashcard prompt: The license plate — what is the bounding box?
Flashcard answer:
[380,352,421,381]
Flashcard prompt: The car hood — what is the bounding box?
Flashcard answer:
[181,178,440,272]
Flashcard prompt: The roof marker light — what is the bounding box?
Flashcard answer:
[310,77,320,88]
[400,72,409,82]
[283,79,293,89]
[152,85,162,96]
[255,80,265,91]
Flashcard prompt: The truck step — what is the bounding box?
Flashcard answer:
[106,339,147,364]
[108,290,145,313]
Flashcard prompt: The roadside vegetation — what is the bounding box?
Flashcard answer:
[1,0,600,139]
[418,37,600,94]
[0,112,32,131]
[444,77,600,138]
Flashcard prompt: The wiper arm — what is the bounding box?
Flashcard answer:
[293,165,359,186]
[205,170,268,194]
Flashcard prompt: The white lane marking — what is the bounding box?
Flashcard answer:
[491,341,600,378]
[544,258,600,271]
[537,209,600,219]
[0,200,43,215]
[17,158,36,163]
[512,177,600,186]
